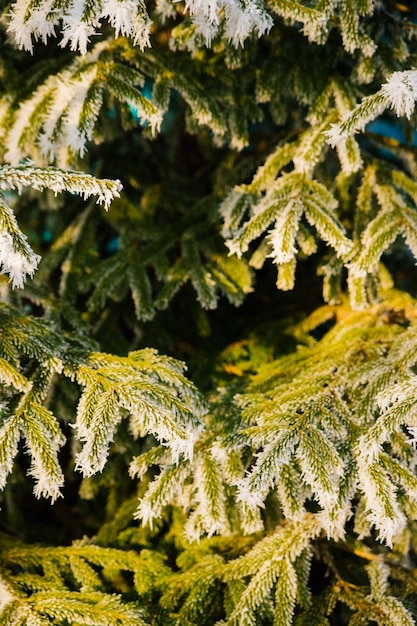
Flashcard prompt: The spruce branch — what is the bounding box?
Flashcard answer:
[74,349,205,476]
[0,193,40,289]
[0,164,121,287]
[0,165,122,210]
[2,1,417,623]
[224,515,321,625]
[0,537,154,625]
[135,461,192,529]
[0,42,162,166]
[326,71,417,152]
[7,0,153,54]
[222,173,352,291]
[7,0,273,54]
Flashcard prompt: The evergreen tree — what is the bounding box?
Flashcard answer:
[2,0,417,623]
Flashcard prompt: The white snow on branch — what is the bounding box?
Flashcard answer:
[0,165,122,210]
[155,0,177,22]
[7,0,272,53]
[325,70,417,150]
[0,163,121,287]
[101,0,152,49]
[223,0,272,47]
[0,231,40,289]
[6,0,59,52]
[189,0,273,47]
[324,94,386,148]
[381,70,417,119]
[1,40,164,166]
[0,196,42,289]
[3,79,56,166]
[267,201,303,264]
[59,0,100,55]
[51,67,101,159]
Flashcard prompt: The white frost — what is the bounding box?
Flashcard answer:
[60,0,100,55]
[381,70,417,119]
[8,0,272,52]
[7,0,59,53]
[0,231,40,289]
[101,0,152,49]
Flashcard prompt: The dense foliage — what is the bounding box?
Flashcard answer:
[2,0,417,624]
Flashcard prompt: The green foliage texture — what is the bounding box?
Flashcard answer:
[2,0,417,624]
